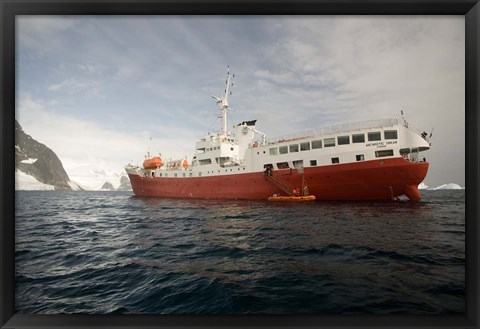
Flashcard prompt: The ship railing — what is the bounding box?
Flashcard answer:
[266,118,400,145]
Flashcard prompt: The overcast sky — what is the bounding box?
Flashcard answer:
[16,15,465,187]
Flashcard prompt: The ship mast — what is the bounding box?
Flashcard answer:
[212,66,234,136]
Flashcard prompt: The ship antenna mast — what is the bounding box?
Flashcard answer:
[212,66,234,136]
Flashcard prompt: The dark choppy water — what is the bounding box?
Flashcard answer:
[15,190,465,314]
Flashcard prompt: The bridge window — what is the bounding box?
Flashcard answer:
[269,147,278,155]
[352,134,365,143]
[375,150,394,157]
[312,140,322,149]
[324,138,336,147]
[368,132,381,141]
[289,144,299,152]
[384,130,398,139]
[279,146,288,154]
[338,135,350,145]
[300,142,310,151]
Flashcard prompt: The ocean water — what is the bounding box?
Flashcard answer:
[15,190,465,314]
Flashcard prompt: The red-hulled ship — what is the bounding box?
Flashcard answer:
[126,68,431,201]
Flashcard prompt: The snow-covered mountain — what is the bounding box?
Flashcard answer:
[15,120,81,191]
[15,161,132,191]
[15,119,132,191]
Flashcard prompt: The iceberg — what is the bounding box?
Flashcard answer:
[433,183,464,190]
[418,182,430,190]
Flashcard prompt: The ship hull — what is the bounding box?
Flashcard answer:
[128,158,428,201]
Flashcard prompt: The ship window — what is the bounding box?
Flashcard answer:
[368,132,381,141]
[300,142,310,151]
[352,134,365,143]
[183,173,186,177]
[338,135,350,145]
[199,159,212,165]
[289,144,299,152]
[375,150,394,157]
[356,154,365,161]
[400,148,411,155]
[269,147,278,156]
[279,146,288,154]
[277,162,289,169]
[384,130,398,139]
[189,173,192,177]
[293,160,303,168]
[174,173,178,177]
[324,138,335,147]
[159,173,162,177]
[331,157,340,164]
[231,147,234,151]
[165,173,168,177]
[311,140,322,149]
[199,172,202,176]
[310,160,317,166]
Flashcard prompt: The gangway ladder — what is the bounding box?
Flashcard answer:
[264,172,297,196]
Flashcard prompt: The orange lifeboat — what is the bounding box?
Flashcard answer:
[182,159,189,169]
[143,156,163,169]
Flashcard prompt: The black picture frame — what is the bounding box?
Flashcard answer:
[1,1,479,328]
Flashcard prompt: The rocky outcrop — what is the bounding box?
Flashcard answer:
[15,120,72,190]
[101,176,132,191]
[101,181,115,191]
[117,175,132,191]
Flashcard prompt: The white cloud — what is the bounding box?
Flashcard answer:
[47,78,101,96]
